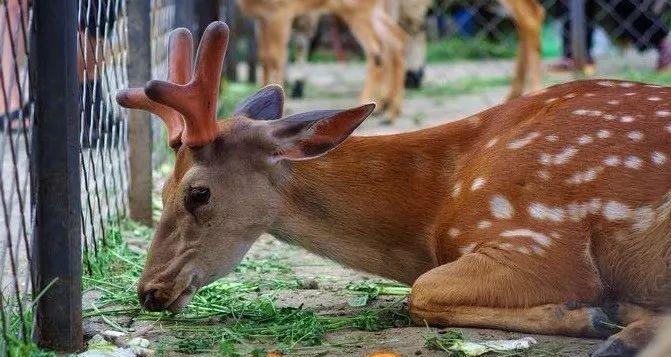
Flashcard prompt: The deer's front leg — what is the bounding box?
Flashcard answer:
[257,13,293,86]
[408,252,613,337]
[340,14,383,112]
[500,0,544,99]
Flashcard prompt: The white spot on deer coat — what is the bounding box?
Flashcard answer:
[656,110,671,117]
[545,135,558,142]
[448,228,461,237]
[652,151,668,165]
[471,177,486,191]
[516,246,532,255]
[490,195,515,219]
[540,146,579,166]
[486,137,499,148]
[596,130,611,139]
[564,93,577,99]
[577,135,593,145]
[618,82,635,87]
[567,199,602,221]
[620,115,635,123]
[667,123,671,133]
[607,100,620,105]
[545,97,558,103]
[627,131,644,142]
[507,132,540,150]
[566,167,603,184]
[597,81,615,87]
[624,156,643,169]
[452,181,462,198]
[624,92,637,96]
[554,146,579,165]
[537,170,551,180]
[648,96,662,101]
[603,114,617,121]
[528,202,566,222]
[604,155,621,167]
[500,229,551,247]
[477,220,492,229]
[603,201,633,221]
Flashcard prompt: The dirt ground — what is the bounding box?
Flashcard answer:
[82,53,665,356]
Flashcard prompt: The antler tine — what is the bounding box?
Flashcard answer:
[116,28,194,149]
[145,21,229,148]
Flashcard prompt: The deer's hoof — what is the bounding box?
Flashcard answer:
[291,80,305,99]
[591,338,637,357]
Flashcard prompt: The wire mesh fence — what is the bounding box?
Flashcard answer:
[424,0,671,71]
[150,0,176,174]
[0,0,34,352]
[78,0,129,273]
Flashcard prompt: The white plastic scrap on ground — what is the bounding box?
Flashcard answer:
[454,336,538,356]
[79,330,153,357]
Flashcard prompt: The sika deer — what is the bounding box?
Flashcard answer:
[118,23,670,357]
[237,0,407,119]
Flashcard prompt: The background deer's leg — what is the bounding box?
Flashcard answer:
[408,253,613,337]
[501,0,545,99]
[257,13,293,86]
[290,13,319,98]
[339,14,384,113]
[376,14,406,119]
[397,0,431,89]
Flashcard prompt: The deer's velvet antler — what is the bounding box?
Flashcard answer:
[144,21,229,148]
[116,28,194,149]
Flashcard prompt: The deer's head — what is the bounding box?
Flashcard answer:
[116,22,374,312]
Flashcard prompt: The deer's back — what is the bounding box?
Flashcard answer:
[434,80,671,306]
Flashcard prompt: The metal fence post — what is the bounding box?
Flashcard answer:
[570,0,589,72]
[128,0,153,226]
[30,0,83,352]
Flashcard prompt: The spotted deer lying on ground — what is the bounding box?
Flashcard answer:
[118,22,670,357]
[236,0,545,120]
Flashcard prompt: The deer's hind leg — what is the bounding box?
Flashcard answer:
[408,252,614,337]
[376,14,406,119]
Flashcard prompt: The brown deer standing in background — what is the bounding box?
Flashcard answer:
[236,0,545,119]
[237,0,407,119]
[118,23,670,357]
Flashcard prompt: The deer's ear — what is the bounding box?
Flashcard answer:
[267,103,375,161]
[233,84,284,121]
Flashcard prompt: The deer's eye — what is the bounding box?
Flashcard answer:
[185,186,211,213]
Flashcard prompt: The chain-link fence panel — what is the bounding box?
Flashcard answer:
[0,0,34,352]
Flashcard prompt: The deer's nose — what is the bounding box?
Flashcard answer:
[139,288,164,311]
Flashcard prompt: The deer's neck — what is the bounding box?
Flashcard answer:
[269,123,472,284]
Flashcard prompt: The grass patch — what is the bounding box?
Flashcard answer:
[217,81,260,118]
[84,220,411,355]
[427,37,518,63]
[608,70,671,86]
